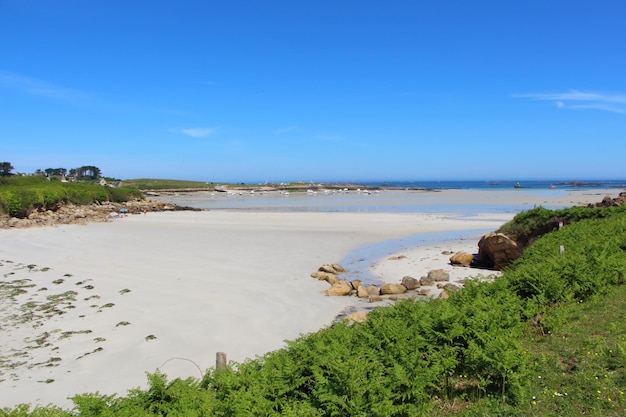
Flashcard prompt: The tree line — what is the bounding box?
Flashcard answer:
[0,162,102,180]
[0,162,13,176]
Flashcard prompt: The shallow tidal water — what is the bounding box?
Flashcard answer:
[152,188,572,215]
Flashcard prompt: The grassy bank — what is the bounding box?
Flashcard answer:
[0,176,143,218]
[119,179,216,190]
[2,205,626,416]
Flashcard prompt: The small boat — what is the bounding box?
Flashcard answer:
[514,182,521,188]
[549,184,557,189]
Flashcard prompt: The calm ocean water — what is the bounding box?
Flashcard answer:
[355,179,626,190]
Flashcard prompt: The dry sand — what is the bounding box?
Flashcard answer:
[0,188,618,408]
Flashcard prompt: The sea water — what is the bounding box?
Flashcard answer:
[354,179,626,191]
[156,188,576,215]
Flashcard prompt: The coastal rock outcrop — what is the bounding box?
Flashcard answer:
[477,232,521,270]
[0,199,201,229]
[594,191,626,207]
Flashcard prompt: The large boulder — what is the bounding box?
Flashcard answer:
[421,270,449,286]
[449,251,474,267]
[427,269,450,282]
[326,280,352,296]
[477,232,521,270]
[401,276,420,290]
[380,283,407,295]
[356,285,369,298]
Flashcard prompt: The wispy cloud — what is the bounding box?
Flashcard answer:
[0,70,93,105]
[181,127,217,138]
[515,90,626,114]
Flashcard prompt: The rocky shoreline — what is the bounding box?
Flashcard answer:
[317,190,626,322]
[0,198,200,229]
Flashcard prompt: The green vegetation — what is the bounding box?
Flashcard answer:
[498,204,626,249]
[0,176,142,218]
[120,178,216,190]
[0,162,14,177]
[2,205,626,416]
[1,162,105,182]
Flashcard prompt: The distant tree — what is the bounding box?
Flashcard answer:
[0,162,14,176]
[75,165,102,180]
[44,168,67,177]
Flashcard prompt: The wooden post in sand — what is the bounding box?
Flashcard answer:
[216,352,227,370]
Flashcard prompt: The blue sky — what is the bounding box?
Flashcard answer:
[1,1,625,182]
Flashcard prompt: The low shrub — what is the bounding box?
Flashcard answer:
[506,212,626,321]
[498,204,626,249]
[0,178,142,218]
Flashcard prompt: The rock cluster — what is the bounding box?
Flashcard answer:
[593,191,626,207]
[316,191,626,321]
[312,263,460,321]
[0,198,201,229]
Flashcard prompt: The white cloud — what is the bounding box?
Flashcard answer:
[515,90,626,114]
[181,127,217,138]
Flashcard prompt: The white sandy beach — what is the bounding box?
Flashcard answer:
[0,188,618,409]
